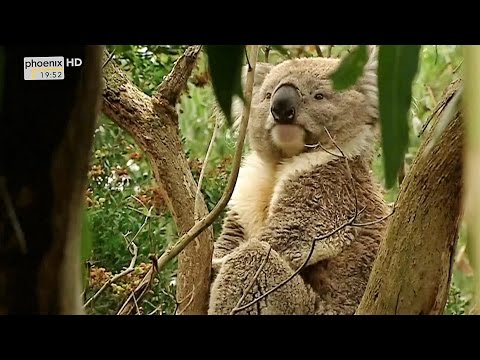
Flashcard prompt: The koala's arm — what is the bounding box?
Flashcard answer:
[212,209,246,270]
[261,160,358,270]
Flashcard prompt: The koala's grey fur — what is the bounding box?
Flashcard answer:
[208,46,390,315]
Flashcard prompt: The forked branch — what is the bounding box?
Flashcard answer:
[117,45,261,314]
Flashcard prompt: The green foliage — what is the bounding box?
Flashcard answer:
[80,210,93,284]
[378,45,421,189]
[84,45,235,314]
[330,45,368,90]
[205,45,245,125]
[87,44,471,315]
[106,45,188,96]
[445,281,470,315]
[81,211,93,262]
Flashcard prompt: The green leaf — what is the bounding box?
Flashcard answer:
[205,45,245,125]
[378,45,421,188]
[81,210,93,262]
[330,45,368,90]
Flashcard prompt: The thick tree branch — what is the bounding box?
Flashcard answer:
[115,45,260,315]
[356,79,464,315]
[102,46,213,314]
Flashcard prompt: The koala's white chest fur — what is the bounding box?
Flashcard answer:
[228,150,334,240]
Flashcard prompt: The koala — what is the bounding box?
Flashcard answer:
[208,46,390,315]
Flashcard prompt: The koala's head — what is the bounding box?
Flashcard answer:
[230,47,379,163]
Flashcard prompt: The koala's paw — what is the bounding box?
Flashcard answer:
[208,240,316,315]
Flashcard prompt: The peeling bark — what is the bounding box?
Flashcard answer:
[356,79,464,315]
[102,46,214,315]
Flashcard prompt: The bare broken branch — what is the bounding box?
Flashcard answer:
[155,45,202,104]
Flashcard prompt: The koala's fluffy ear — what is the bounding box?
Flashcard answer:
[356,45,379,122]
[212,62,274,130]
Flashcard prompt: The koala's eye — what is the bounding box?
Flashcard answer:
[314,93,324,100]
[265,92,272,100]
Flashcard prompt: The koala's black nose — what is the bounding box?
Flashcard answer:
[271,84,300,125]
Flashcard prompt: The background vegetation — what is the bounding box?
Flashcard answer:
[82,45,471,315]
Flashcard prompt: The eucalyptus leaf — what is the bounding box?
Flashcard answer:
[330,45,368,90]
[378,45,421,188]
[205,45,245,125]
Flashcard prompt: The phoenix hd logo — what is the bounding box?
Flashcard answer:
[24,56,83,80]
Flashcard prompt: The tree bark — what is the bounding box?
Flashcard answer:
[356,78,464,315]
[102,46,214,315]
[0,45,103,314]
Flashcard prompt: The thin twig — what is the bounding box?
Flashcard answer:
[323,126,359,218]
[103,50,115,68]
[326,45,333,58]
[231,207,366,314]
[117,271,154,314]
[116,45,261,315]
[315,45,324,57]
[0,177,27,254]
[129,206,153,247]
[156,45,259,268]
[264,46,271,63]
[131,194,149,209]
[84,242,138,308]
[352,209,395,227]
[171,286,194,315]
[148,302,163,315]
[194,116,219,221]
[230,245,272,315]
[453,59,464,74]
[177,284,195,315]
[132,293,141,315]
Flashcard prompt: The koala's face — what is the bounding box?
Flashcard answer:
[247,56,378,163]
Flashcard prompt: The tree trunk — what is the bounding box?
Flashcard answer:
[102,47,214,315]
[356,79,464,315]
[0,45,103,314]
